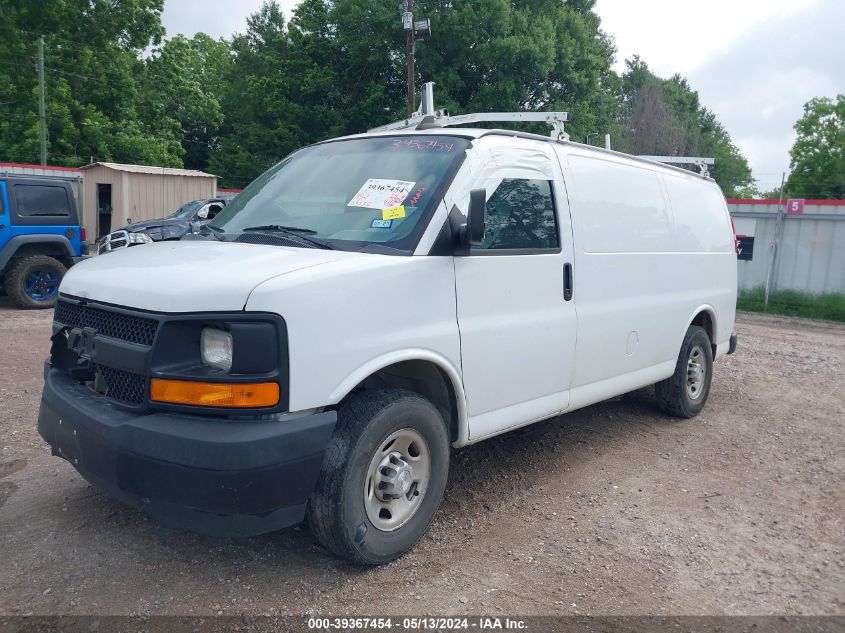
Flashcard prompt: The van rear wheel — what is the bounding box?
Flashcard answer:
[655,325,713,418]
[307,389,449,565]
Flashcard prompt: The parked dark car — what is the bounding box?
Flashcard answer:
[98,198,228,253]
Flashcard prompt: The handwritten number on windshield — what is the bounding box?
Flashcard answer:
[390,139,455,152]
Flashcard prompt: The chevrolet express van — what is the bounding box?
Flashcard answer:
[38,128,738,565]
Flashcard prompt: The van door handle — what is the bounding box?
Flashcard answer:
[563,263,574,301]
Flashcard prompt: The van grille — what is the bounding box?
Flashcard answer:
[55,300,159,346]
[96,364,146,406]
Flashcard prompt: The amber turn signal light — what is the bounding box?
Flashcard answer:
[150,378,279,408]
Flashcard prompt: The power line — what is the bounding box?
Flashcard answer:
[44,65,102,82]
[12,27,135,54]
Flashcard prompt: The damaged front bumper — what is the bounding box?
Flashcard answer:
[38,362,336,537]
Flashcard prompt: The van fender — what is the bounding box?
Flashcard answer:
[328,348,470,447]
[0,235,76,272]
[684,304,718,348]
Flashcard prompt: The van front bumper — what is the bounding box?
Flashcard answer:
[38,364,336,537]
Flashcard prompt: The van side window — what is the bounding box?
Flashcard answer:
[13,184,71,217]
[477,179,559,251]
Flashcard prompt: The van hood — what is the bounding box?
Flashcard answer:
[60,240,364,312]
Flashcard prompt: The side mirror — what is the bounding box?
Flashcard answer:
[461,188,486,247]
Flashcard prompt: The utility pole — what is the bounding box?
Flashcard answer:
[405,0,415,117]
[764,171,787,311]
[37,35,47,165]
[399,1,431,117]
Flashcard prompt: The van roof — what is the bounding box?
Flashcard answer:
[334,127,714,182]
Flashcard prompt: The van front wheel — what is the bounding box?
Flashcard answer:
[655,325,713,418]
[307,389,450,565]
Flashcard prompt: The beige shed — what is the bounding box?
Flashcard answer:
[81,163,217,240]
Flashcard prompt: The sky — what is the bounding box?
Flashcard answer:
[161,0,843,193]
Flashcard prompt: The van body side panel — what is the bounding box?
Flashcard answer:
[560,150,680,389]
[245,255,463,416]
[663,174,737,352]
[557,147,736,395]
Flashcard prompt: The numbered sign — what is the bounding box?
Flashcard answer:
[786,198,805,215]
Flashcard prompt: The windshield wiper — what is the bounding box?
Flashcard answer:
[242,224,318,234]
[206,224,224,232]
[241,225,335,250]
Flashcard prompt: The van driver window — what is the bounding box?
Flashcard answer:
[476,179,558,251]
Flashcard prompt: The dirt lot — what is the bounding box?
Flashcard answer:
[0,300,843,617]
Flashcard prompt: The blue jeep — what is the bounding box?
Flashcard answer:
[0,177,87,309]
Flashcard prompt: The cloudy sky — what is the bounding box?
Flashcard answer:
[161,0,842,193]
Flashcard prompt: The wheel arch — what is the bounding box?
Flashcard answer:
[0,235,75,273]
[686,305,717,356]
[329,350,469,447]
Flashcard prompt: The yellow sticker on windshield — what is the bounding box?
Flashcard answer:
[382,205,406,221]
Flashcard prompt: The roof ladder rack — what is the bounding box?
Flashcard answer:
[638,155,715,177]
[369,82,571,140]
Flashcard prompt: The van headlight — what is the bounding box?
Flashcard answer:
[201,328,233,371]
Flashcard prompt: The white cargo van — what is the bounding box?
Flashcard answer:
[38,119,737,565]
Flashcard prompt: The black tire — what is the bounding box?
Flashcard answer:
[307,389,450,566]
[4,255,67,309]
[655,325,713,418]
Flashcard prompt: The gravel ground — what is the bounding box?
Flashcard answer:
[0,300,843,617]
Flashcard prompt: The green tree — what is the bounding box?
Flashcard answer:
[210,0,620,187]
[612,58,754,197]
[785,95,845,199]
[416,0,620,142]
[142,33,232,171]
[0,0,182,166]
[208,2,301,186]
[759,186,784,199]
[210,0,409,186]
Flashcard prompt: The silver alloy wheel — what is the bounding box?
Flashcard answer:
[364,428,431,532]
[686,344,706,400]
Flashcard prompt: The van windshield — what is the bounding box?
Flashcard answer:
[208,135,469,253]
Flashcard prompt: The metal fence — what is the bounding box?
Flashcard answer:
[728,199,845,294]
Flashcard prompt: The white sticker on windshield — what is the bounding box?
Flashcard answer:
[348,179,415,209]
